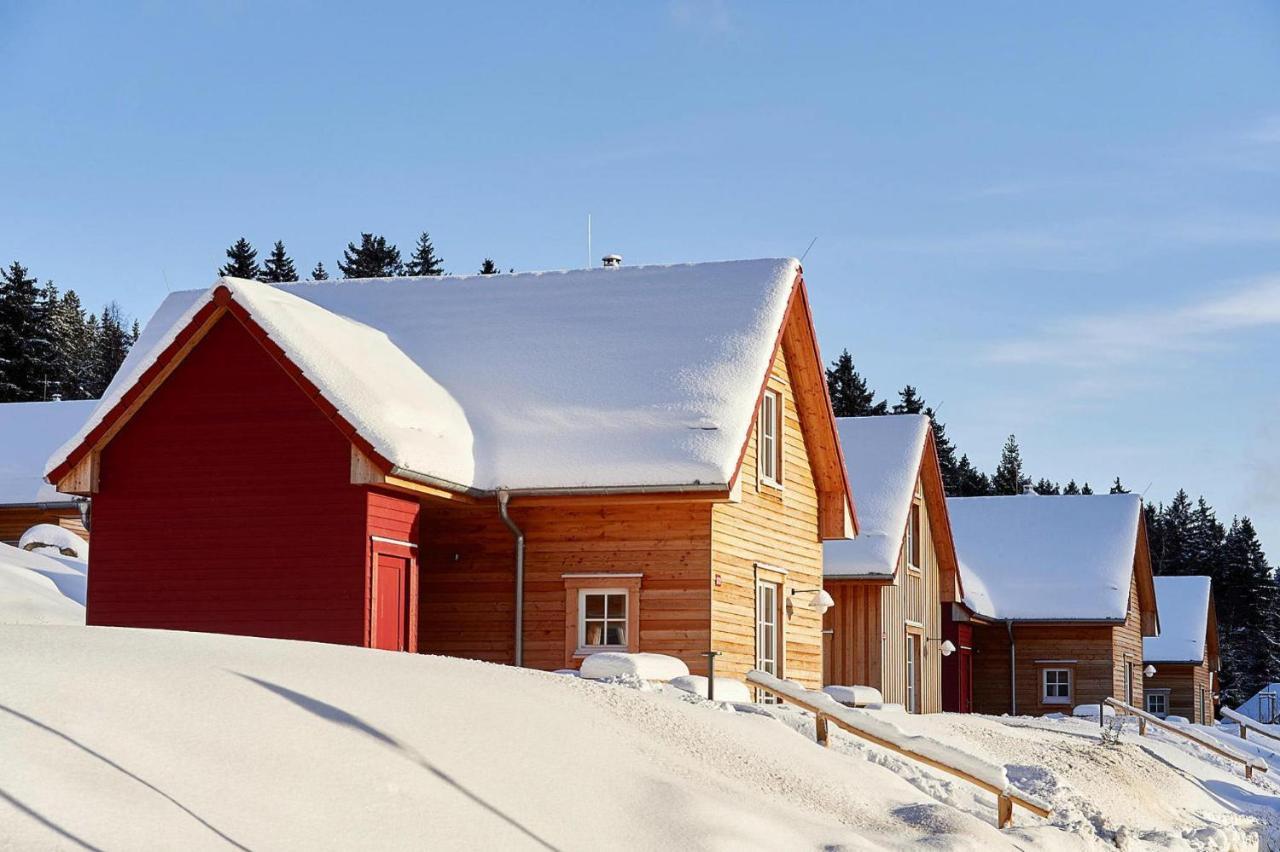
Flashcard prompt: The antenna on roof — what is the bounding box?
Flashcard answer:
[162,269,172,293]
[587,214,592,270]
[799,236,817,263]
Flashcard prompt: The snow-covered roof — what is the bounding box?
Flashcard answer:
[48,260,811,495]
[1144,576,1212,663]
[0,400,98,505]
[824,415,930,578]
[948,493,1144,621]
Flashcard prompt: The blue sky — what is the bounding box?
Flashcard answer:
[3,2,1279,547]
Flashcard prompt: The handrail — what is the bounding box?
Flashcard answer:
[1222,707,1280,745]
[746,671,1050,829]
[1104,698,1268,779]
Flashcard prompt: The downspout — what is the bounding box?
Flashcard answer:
[497,491,524,667]
[76,498,91,534]
[1006,619,1017,716]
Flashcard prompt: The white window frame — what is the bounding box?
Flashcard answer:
[1041,668,1072,705]
[905,501,921,573]
[1145,690,1169,718]
[756,580,780,701]
[758,389,783,488]
[905,634,920,713]
[577,588,629,651]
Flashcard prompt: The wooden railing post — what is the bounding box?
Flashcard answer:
[1138,717,1147,736]
[815,713,829,747]
[997,795,1013,829]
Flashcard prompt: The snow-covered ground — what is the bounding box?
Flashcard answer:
[0,542,86,625]
[4,624,1279,850]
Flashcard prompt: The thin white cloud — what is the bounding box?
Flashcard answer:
[985,274,1280,368]
[668,0,732,34]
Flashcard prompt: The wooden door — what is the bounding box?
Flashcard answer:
[372,552,410,651]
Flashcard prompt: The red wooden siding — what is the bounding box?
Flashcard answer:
[365,491,421,651]
[941,611,973,712]
[87,314,370,644]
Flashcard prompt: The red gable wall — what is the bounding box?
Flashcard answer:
[87,315,371,643]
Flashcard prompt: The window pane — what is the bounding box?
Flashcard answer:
[606,594,626,619]
[584,622,604,645]
[606,624,626,646]
[584,595,605,618]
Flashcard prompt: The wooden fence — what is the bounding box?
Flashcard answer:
[1104,698,1268,780]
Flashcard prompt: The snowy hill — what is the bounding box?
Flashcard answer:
[0,542,85,625]
[4,625,1279,850]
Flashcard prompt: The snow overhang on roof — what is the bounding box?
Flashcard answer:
[948,493,1147,623]
[46,259,854,523]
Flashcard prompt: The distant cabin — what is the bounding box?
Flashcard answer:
[822,415,960,713]
[945,493,1159,715]
[0,400,96,546]
[1144,576,1219,724]
[44,259,856,688]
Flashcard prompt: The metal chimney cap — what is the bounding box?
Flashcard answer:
[602,254,622,268]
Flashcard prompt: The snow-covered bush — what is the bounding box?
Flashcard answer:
[823,684,883,706]
[579,652,690,682]
[669,675,751,703]
[19,524,88,559]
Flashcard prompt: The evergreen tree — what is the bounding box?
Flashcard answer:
[29,281,60,399]
[825,350,888,417]
[91,302,132,397]
[1154,490,1195,575]
[403,232,445,276]
[1187,497,1226,576]
[1063,480,1081,495]
[926,406,961,495]
[338,233,403,278]
[260,240,298,283]
[1033,478,1060,495]
[892,385,925,415]
[479,258,500,275]
[1218,517,1280,706]
[1109,477,1130,494]
[311,262,330,281]
[1081,482,1094,495]
[953,454,993,497]
[0,261,41,401]
[218,238,260,279]
[991,435,1030,495]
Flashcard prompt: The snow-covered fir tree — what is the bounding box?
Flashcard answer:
[479,258,499,275]
[0,261,42,401]
[260,241,298,283]
[218,238,260,279]
[311,262,329,280]
[339,234,403,278]
[991,435,1030,495]
[403,232,445,276]
[892,385,925,414]
[1109,477,1129,494]
[1033,478,1060,495]
[1063,480,1081,495]
[825,350,887,417]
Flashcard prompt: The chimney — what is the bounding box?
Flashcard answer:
[51,393,62,402]
[602,254,622,268]
[1022,483,1036,495]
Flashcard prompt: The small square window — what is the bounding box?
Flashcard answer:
[1042,668,1071,704]
[579,590,628,650]
[1146,692,1168,717]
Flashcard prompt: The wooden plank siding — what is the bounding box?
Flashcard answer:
[710,344,825,687]
[823,478,944,712]
[1145,664,1214,724]
[1111,567,1146,709]
[0,506,86,547]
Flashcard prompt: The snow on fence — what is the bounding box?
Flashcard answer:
[746,671,1051,829]
[1104,698,1268,780]
[1222,706,1280,746]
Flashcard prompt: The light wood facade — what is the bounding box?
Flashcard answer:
[0,505,87,547]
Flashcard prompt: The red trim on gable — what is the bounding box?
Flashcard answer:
[49,286,396,485]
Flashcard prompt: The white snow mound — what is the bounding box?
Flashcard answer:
[580,651,690,682]
[19,523,89,559]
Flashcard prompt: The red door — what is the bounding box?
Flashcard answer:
[960,649,974,714]
[373,552,410,651]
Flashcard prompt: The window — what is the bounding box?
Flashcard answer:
[906,503,922,572]
[578,590,628,649]
[1146,691,1169,718]
[756,580,780,701]
[758,389,782,487]
[1042,668,1071,705]
[905,634,920,713]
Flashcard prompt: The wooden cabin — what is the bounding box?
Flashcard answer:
[0,400,95,546]
[822,415,960,713]
[1144,576,1219,724]
[944,494,1159,716]
[45,259,856,688]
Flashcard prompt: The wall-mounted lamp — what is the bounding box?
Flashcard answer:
[790,588,835,616]
[1144,664,1157,678]
[926,638,957,657]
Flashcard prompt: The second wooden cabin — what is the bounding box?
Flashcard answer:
[1144,575,1219,724]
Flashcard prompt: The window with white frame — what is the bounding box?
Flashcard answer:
[1042,668,1071,704]
[1146,691,1169,718]
[905,634,920,713]
[578,590,628,649]
[758,389,782,487]
[906,502,921,572]
[756,580,780,702]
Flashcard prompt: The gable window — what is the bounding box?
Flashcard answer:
[758,389,783,488]
[579,590,628,649]
[1042,668,1072,705]
[905,502,922,572]
[1146,690,1169,718]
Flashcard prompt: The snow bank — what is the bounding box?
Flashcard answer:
[580,651,690,682]
[0,543,85,624]
[49,259,803,494]
[823,684,884,706]
[1072,703,1116,717]
[948,493,1142,620]
[1145,575,1212,663]
[0,399,96,503]
[825,415,930,577]
[1,625,1036,850]
[19,523,88,559]
[669,675,752,703]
